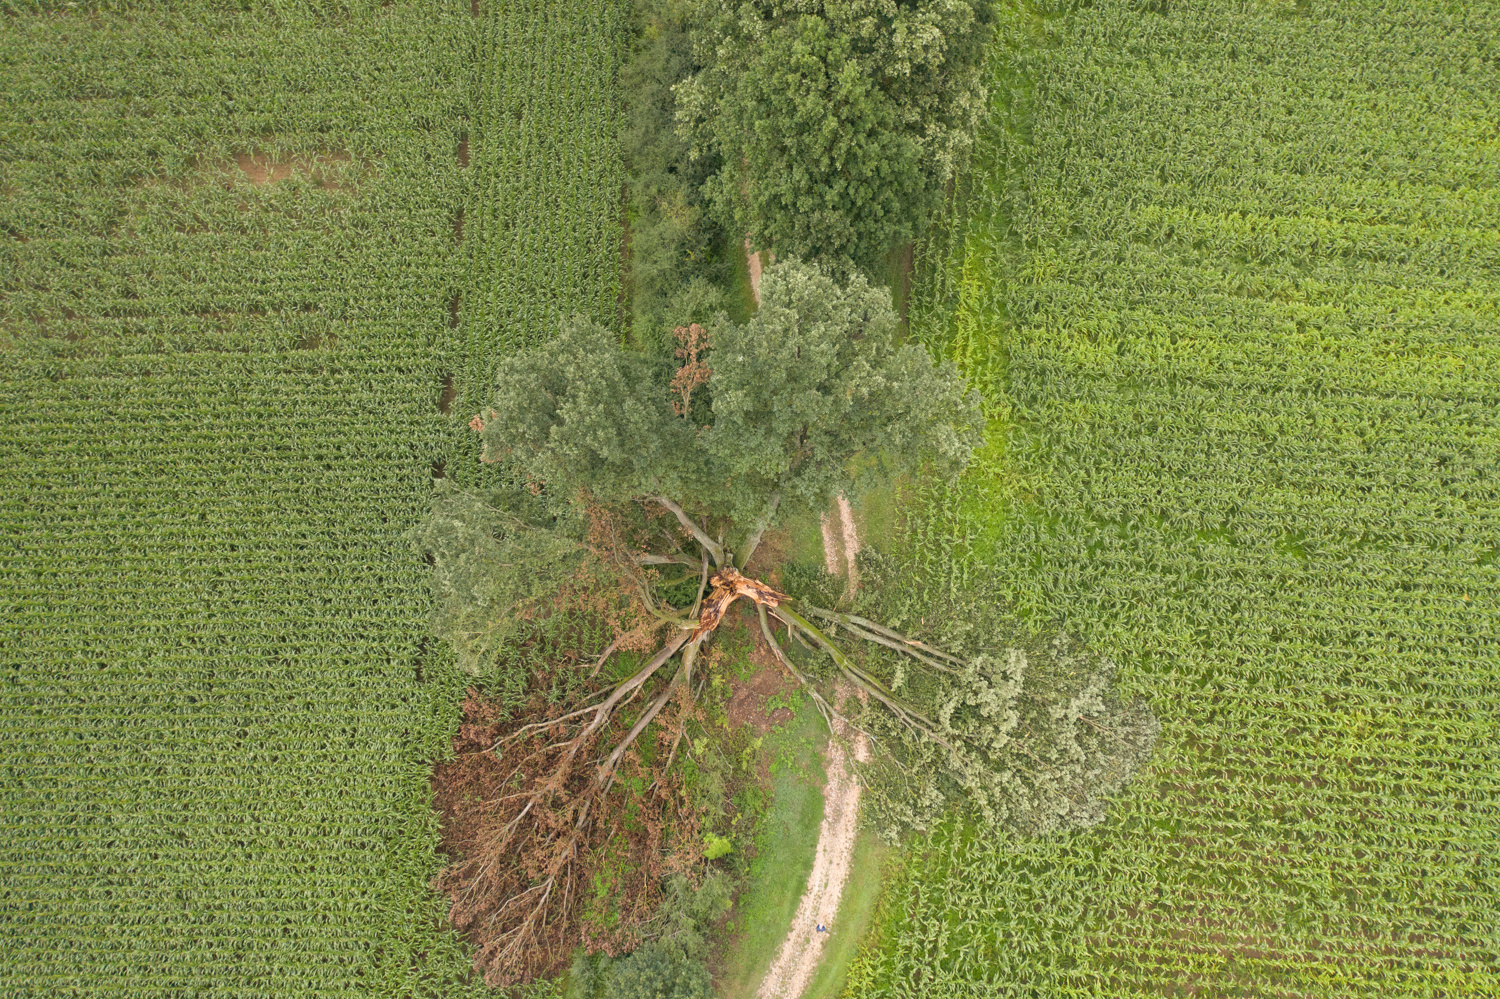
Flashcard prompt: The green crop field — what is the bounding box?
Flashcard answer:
[6,0,1497,996]
[848,1,1499,996]
[0,0,622,993]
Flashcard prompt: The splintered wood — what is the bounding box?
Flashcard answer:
[691,567,787,640]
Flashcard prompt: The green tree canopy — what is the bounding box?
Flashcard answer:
[676,0,994,273]
[411,260,1156,983]
[471,259,984,562]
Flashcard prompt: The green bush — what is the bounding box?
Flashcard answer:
[621,0,734,347]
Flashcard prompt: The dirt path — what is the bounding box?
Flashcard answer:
[746,237,775,308]
[819,496,860,592]
[755,501,867,999]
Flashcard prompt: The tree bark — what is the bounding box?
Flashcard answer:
[653,496,725,566]
[737,490,781,570]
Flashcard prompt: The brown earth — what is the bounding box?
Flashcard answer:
[726,607,800,736]
[233,150,352,187]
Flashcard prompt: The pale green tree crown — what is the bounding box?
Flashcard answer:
[472,259,984,553]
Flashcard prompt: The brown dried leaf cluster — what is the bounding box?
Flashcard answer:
[670,323,711,417]
[430,676,707,986]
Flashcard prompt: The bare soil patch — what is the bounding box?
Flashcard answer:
[233,151,353,187]
[727,610,799,735]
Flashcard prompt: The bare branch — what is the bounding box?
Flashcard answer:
[634,552,705,571]
[689,554,711,620]
[653,496,725,566]
[755,604,882,751]
[587,635,622,679]
[757,605,833,725]
[498,702,606,744]
[802,605,958,675]
[598,638,702,782]
[801,604,966,667]
[575,630,690,750]
[772,604,953,751]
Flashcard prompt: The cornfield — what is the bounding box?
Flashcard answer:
[0,0,622,994]
[849,0,1500,996]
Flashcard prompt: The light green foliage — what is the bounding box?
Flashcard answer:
[601,945,714,999]
[408,479,595,673]
[0,0,625,994]
[707,262,985,527]
[676,0,993,273]
[703,832,734,859]
[477,317,702,504]
[567,873,731,999]
[470,259,983,554]
[851,0,1500,995]
[859,632,1159,842]
[799,552,1159,842]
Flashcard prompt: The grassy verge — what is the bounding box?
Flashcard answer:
[800,827,890,999]
[713,697,829,999]
[723,228,761,323]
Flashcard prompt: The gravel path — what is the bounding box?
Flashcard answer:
[755,498,867,999]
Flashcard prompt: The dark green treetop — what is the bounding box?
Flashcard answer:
[676,0,994,273]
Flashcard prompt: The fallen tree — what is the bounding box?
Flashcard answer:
[413,259,1158,984]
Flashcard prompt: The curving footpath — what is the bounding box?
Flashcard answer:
[755,491,868,999]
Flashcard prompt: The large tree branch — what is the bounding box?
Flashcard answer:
[689,554,711,619]
[597,636,703,782]
[801,604,960,675]
[772,604,953,751]
[737,490,781,570]
[756,604,883,752]
[635,552,705,572]
[757,605,835,731]
[653,496,725,567]
[587,635,622,679]
[534,629,690,797]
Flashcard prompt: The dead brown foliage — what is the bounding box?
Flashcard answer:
[431,677,707,985]
[670,323,711,417]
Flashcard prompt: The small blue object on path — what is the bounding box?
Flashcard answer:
[816,924,826,932]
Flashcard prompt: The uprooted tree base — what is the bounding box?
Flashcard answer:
[428,551,969,986]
